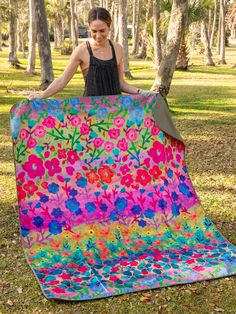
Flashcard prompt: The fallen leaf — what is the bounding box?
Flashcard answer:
[140,296,152,302]
[7,299,13,306]
[17,287,23,294]
[214,308,224,312]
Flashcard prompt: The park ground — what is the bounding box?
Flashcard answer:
[0,42,235,313]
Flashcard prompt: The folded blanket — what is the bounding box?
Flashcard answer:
[10,93,236,300]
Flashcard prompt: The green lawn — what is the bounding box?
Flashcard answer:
[0,43,235,314]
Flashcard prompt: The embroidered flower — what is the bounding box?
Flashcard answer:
[136,169,151,186]
[42,116,56,128]
[114,116,125,127]
[120,174,133,187]
[98,166,114,183]
[67,150,79,164]
[33,126,46,137]
[93,137,104,148]
[86,170,99,184]
[70,116,81,127]
[126,128,137,142]
[22,155,45,178]
[19,128,29,140]
[23,180,38,196]
[104,142,114,152]
[117,138,128,151]
[108,128,120,139]
[80,123,90,135]
[45,158,62,177]
[148,141,166,164]
[27,137,37,148]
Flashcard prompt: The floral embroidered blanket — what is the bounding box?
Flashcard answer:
[10,94,236,301]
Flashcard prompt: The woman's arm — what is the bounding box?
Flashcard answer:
[28,46,82,100]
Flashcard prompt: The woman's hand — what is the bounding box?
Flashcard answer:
[28,91,45,101]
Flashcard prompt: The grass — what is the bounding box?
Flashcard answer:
[0,42,236,314]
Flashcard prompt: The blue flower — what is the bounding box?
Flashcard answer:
[94,192,101,196]
[35,146,43,154]
[164,179,169,186]
[114,197,128,212]
[76,143,83,152]
[167,169,173,178]
[96,108,108,120]
[129,106,144,126]
[112,148,120,156]
[183,166,187,173]
[100,203,108,212]
[178,183,190,196]
[171,192,179,201]
[131,205,142,215]
[171,203,181,217]
[144,208,155,219]
[69,189,78,197]
[22,209,28,215]
[33,216,44,228]
[51,207,63,218]
[48,182,59,194]
[121,95,133,109]
[148,192,153,197]
[138,219,147,227]
[49,220,62,235]
[158,199,167,210]
[180,175,186,181]
[31,99,44,111]
[139,189,145,194]
[70,98,79,107]
[85,202,96,213]
[65,198,80,213]
[40,195,49,203]
[47,100,62,118]
[21,226,29,237]
[90,131,98,138]
[76,177,87,188]
[160,186,165,192]
[11,117,20,139]
[110,210,119,221]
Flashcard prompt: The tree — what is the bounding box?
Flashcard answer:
[0,18,2,51]
[151,0,188,97]
[70,0,78,49]
[202,19,215,65]
[153,0,162,66]
[8,0,19,67]
[219,0,226,64]
[119,0,132,78]
[210,0,217,48]
[25,0,37,74]
[131,0,141,55]
[35,0,54,89]
[137,0,152,58]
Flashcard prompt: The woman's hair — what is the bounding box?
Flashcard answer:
[88,7,112,27]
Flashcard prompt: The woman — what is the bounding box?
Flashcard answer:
[28,7,148,100]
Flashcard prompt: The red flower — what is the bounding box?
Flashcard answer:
[110,276,119,281]
[86,169,99,184]
[111,266,120,272]
[185,259,195,264]
[149,165,162,180]
[136,169,151,186]
[121,174,133,187]
[98,166,114,183]
[23,180,38,196]
[192,266,205,271]
[51,287,65,294]
[58,149,66,159]
[166,146,173,162]
[130,261,138,266]
[49,280,60,285]
[120,261,129,266]
[120,164,130,175]
[141,269,148,275]
[60,273,71,280]
[17,185,26,201]
[77,266,88,272]
[67,150,79,165]
[73,278,82,282]
[22,154,45,179]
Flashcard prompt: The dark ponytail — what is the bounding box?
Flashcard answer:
[88,7,112,27]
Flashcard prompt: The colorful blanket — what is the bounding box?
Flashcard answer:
[10,94,236,301]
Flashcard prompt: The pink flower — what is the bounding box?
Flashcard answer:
[108,128,120,139]
[80,123,90,135]
[51,287,65,294]
[70,116,81,127]
[66,166,74,176]
[77,266,88,272]
[60,273,71,280]
[148,141,166,164]
[27,137,37,148]
[23,180,38,196]
[143,158,150,168]
[22,155,45,178]
[67,150,79,165]
[17,185,26,201]
[42,116,56,128]
[19,129,28,140]
[33,126,46,137]
[130,261,138,266]
[121,174,133,187]
[149,165,162,179]
[109,276,119,281]
[58,149,66,159]
[185,259,195,264]
[151,126,160,136]
[120,165,130,175]
[111,266,120,272]
[126,128,137,142]
[144,117,154,128]
[104,142,114,152]
[45,158,61,176]
[176,154,181,162]
[136,169,152,186]
[93,137,104,148]
[120,261,129,266]
[117,138,128,151]
[166,146,173,161]
[114,116,125,127]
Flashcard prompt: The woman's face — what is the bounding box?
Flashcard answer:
[89,20,110,45]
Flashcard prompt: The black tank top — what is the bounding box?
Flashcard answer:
[83,40,121,96]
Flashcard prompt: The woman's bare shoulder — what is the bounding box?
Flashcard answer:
[112,42,123,62]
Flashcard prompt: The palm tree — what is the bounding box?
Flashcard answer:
[70,0,78,49]
[153,0,162,65]
[35,0,54,89]
[219,0,226,64]
[25,0,37,74]
[8,0,19,67]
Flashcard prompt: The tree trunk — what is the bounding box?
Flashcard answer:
[0,19,3,51]
[8,0,19,66]
[35,0,54,89]
[202,20,215,66]
[26,0,37,74]
[175,36,189,70]
[153,0,162,66]
[131,0,140,55]
[151,0,188,97]
[219,0,226,64]
[210,0,217,48]
[70,0,78,49]
[89,0,95,8]
[137,0,152,59]
[119,0,132,78]
[54,11,64,49]
[112,0,119,42]
[216,8,221,55]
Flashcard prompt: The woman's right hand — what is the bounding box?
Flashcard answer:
[28,91,45,101]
